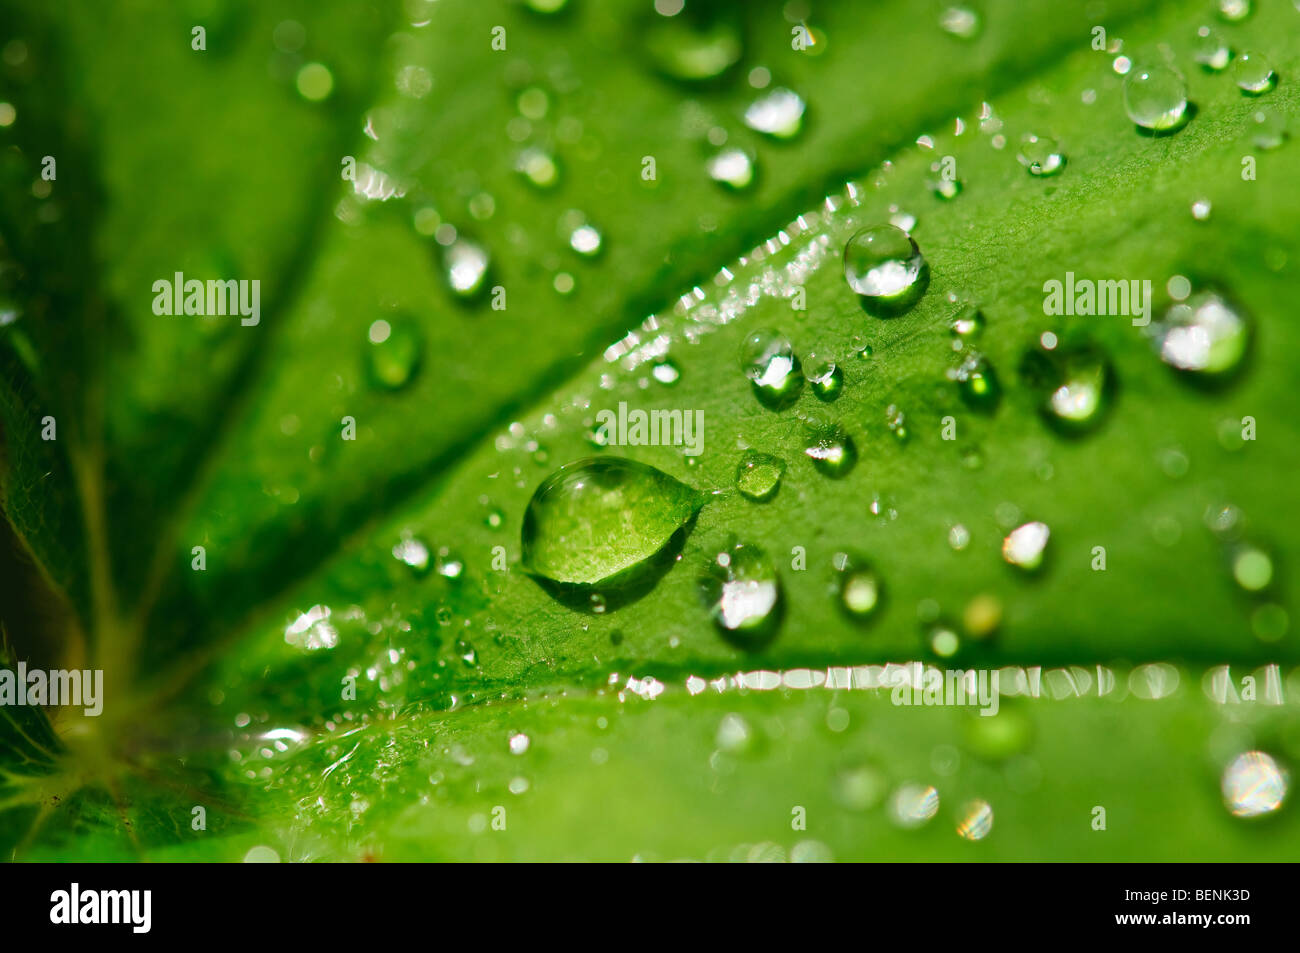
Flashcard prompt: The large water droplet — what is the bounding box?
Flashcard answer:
[521,457,704,590]
[1124,65,1189,132]
[1233,51,1276,94]
[739,328,804,410]
[644,5,743,82]
[802,416,857,478]
[1154,291,1249,377]
[743,87,806,140]
[1222,751,1287,817]
[1218,0,1251,22]
[366,316,422,390]
[515,146,561,188]
[1019,341,1113,433]
[889,783,940,828]
[843,225,929,315]
[806,354,844,401]
[735,450,785,502]
[698,540,782,648]
[1017,134,1065,176]
[939,6,981,39]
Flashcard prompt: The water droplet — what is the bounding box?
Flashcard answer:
[1191,197,1213,221]
[1217,0,1251,22]
[1193,25,1231,71]
[698,540,782,648]
[521,457,704,588]
[651,359,681,385]
[645,6,743,82]
[392,536,431,575]
[743,87,806,140]
[1233,51,1276,94]
[1222,751,1287,817]
[515,146,561,188]
[884,403,909,442]
[956,799,994,840]
[443,238,490,298]
[1251,109,1288,150]
[833,552,883,620]
[948,351,1001,411]
[1232,544,1273,592]
[806,355,844,400]
[1154,291,1249,377]
[890,783,940,828]
[707,147,756,190]
[509,732,531,755]
[950,305,985,339]
[735,450,785,502]
[931,177,963,200]
[939,5,980,39]
[1019,342,1113,433]
[843,225,929,315]
[366,316,422,390]
[739,328,804,410]
[948,523,971,550]
[715,713,755,753]
[802,417,857,478]
[454,638,478,666]
[1016,134,1065,176]
[1123,65,1188,132]
[1002,521,1050,571]
[569,222,603,257]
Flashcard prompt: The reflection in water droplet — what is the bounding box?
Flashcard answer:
[1123,66,1188,131]
[1193,25,1232,71]
[956,799,994,840]
[521,457,704,588]
[1191,198,1212,221]
[435,548,464,580]
[843,225,929,314]
[885,403,909,442]
[1251,110,1288,150]
[802,417,857,478]
[743,87,806,139]
[443,238,490,298]
[699,540,782,648]
[569,222,603,257]
[707,148,756,190]
[1002,521,1050,571]
[1222,751,1287,817]
[890,783,940,828]
[1017,134,1065,176]
[739,328,804,410]
[1154,292,1249,376]
[1233,51,1275,94]
[651,359,680,385]
[366,316,422,390]
[735,450,786,502]
[1218,0,1251,22]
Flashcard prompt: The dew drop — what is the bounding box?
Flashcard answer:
[1019,341,1113,433]
[948,350,1001,411]
[939,6,981,40]
[366,316,422,390]
[515,146,561,188]
[521,457,704,588]
[739,328,804,410]
[1123,65,1189,132]
[1233,51,1276,94]
[1193,25,1231,71]
[1154,291,1249,377]
[889,783,940,829]
[1222,751,1287,817]
[743,87,806,140]
[569,222,603,257]
[1231,544,1273,592]
[1002,521,1050,571]
[1251,109,1287,150]
[950,305,985,339]
[698,540,782,648]
[931,177,963,200]
[806,355,844,401]
[645,6,743,82]
[832,551,883,621]
[1217,0,1251,22]
[735,450,785,502]
[802,416,857,478]
[651,358,681,385]
[443,238,490,298]
[843,225,929,314]
[715,713,755,754]
[296,62,333,101]
[884,403,909,442]
[707,147,756,191]
[1016,134,1065,176]
[956,799,994,840]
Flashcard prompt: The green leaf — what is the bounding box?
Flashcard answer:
[2,0,1299,860]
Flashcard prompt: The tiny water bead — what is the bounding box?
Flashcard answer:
[1222,751,1288,817]
[1123,65,1189,132]
[1155,292,1249,377]
[806,356,844,400]
[743,87,806,140]
[832,552,883,621]
[735,450,786,502]
[890,783,940,829]
[956,799,994,841]
[950,305,985,339]
[644,5,743,82]
[651,359,681,385]
[1252,110,1287,150]
[521,457,705,588]
[366,316,422,390]
[948,351,1001,411]
[739,328,804,410]
[1232,51,1276,94]
[698,540,782,648]
[443,238,490,298]
[1016,134,1065,176]
[1019,342,1113,433]
[1193,26,1231,71]
[843,225,929,314]
[939,5,980,40]
[1002,521,1050,571]
[515,146,561,188]
[1217,0,1251,22]
[802,417,857,478]
[707,147,756,190]
[568,222,603,257]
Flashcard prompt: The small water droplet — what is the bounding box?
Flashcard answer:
[843,224,929,315]
[516,146,561,188]
[454,638,478,666]
[651,358,681,385]
[521,457,705,589]
[1233,51,1276,94]
[366,316,422,390]
[889,783,940,828]
[1154,291,1249,377]
[1251,109,1288,150]
[707,147,756,190]
[956,799,994,840]
[806,355,844,401]
[1217,0,1252,22]
[1016,134,1065,176]
[569,222,603,257]
[939,5,980,39]
[931,176,963,200]
[296,62,333,101]
[735,450,785,502]
[950,305,985,339]
[1222,751,1287,817]
[645,6,743,82]
[698,540,782,648]
[802,416,857,478]
[743,87,806,140]
[443,238,490,298]
[833,551,883,620]
[739,328,804,410]
[435,548,465,580]
[1124,65,1189,131]
[1193,25,1232,71]
[948,350,1001,410]
[1002,521,1050,571]
[1019,341,1113,433]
